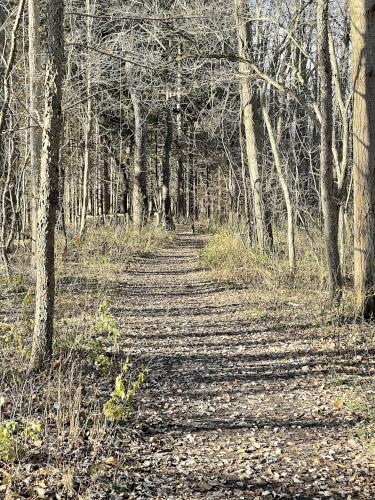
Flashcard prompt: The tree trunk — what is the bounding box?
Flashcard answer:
[131,90,147,229]
[162,102,173,229]
[79,0,94,238]
[186,122,195,227]
[328,25,351,273]
[176,45,185,218]
[30,0,64,370]
[317,0,342,302]
[234,0,270,251]
[28,0,42,260]
[261,91,296,273]
[349,0,375,317]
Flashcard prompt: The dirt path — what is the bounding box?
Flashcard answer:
[116,234,374,499]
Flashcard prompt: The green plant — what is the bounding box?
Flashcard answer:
[23,421,43,445]
[0,420,43,462]
[60,300,122,359]
[95,301,120,337]
[94,354,112,375]
[103,359,145,422]
[90,300,121,356]
[0,323,26,358]
[332,375,352,386]
[21,289,34,321]
[0,422,21,462]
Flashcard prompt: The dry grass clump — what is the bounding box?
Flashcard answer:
[199,230,270,286]
[74,224,175,264]
[199,226,323,292]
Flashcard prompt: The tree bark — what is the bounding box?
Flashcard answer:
[317,0,342,302]
[234,0,270,251]
[261,91,296,273]
[79,0,94,238]
[349,0,375,317]
[28,0,43,259]
[131,90,147,229]
[162,100,173,229]
[30,0,64,371]
[176,45,185,217]
[328,25,350,273]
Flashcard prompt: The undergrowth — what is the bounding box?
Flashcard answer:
[199,223,375,464]
[0,224,170,497]
[72,224,175,264]
[199,227,323,291]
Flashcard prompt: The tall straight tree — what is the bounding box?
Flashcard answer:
[162,95,173,228]
[79,0,95,239]
[176,47,185,218]
[28,0,43,259]
[131,89,147,229]
[349,0,375,317]
[234,0,270,251]
[0,0,26,134]
[30,0,65,370]
[317,0,342,302]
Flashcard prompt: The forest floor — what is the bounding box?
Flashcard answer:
[118,232,375,499]
[1,230,375,498]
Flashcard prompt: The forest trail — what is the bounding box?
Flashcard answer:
[116,233,374,499]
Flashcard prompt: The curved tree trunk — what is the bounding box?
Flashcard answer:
[261,92,296,274]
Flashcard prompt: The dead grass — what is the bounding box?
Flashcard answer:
[0,223,174,497]
[73,224,176,264]
[199,223,375,463]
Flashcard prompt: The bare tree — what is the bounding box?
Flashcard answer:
[28,0,42,259]
[234,0,270,251]
[261,88,296,273]
[30,0,65,370]
[131,89,147,229]
[162,95,173,228]
[79,0,95,239]
[349,0,375,318]
[317,0,342,302]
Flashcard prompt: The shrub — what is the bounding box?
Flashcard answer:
[103,359,145,422]
[0,420,43,462]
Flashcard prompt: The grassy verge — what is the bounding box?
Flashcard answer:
[0,224,174,497]
[199,225,375,464]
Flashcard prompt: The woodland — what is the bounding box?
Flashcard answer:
[0,0,375,498]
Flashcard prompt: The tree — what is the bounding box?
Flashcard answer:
[28,0,43,259]
[261,88,296,273]
[131,89,147,229]
[0,0,26,275]
[30,0,65,370]
[162,96,173,228]
[317,0,342,302]
[79,0,95,239]
[349,0,375,318]
[233,0,271,251]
